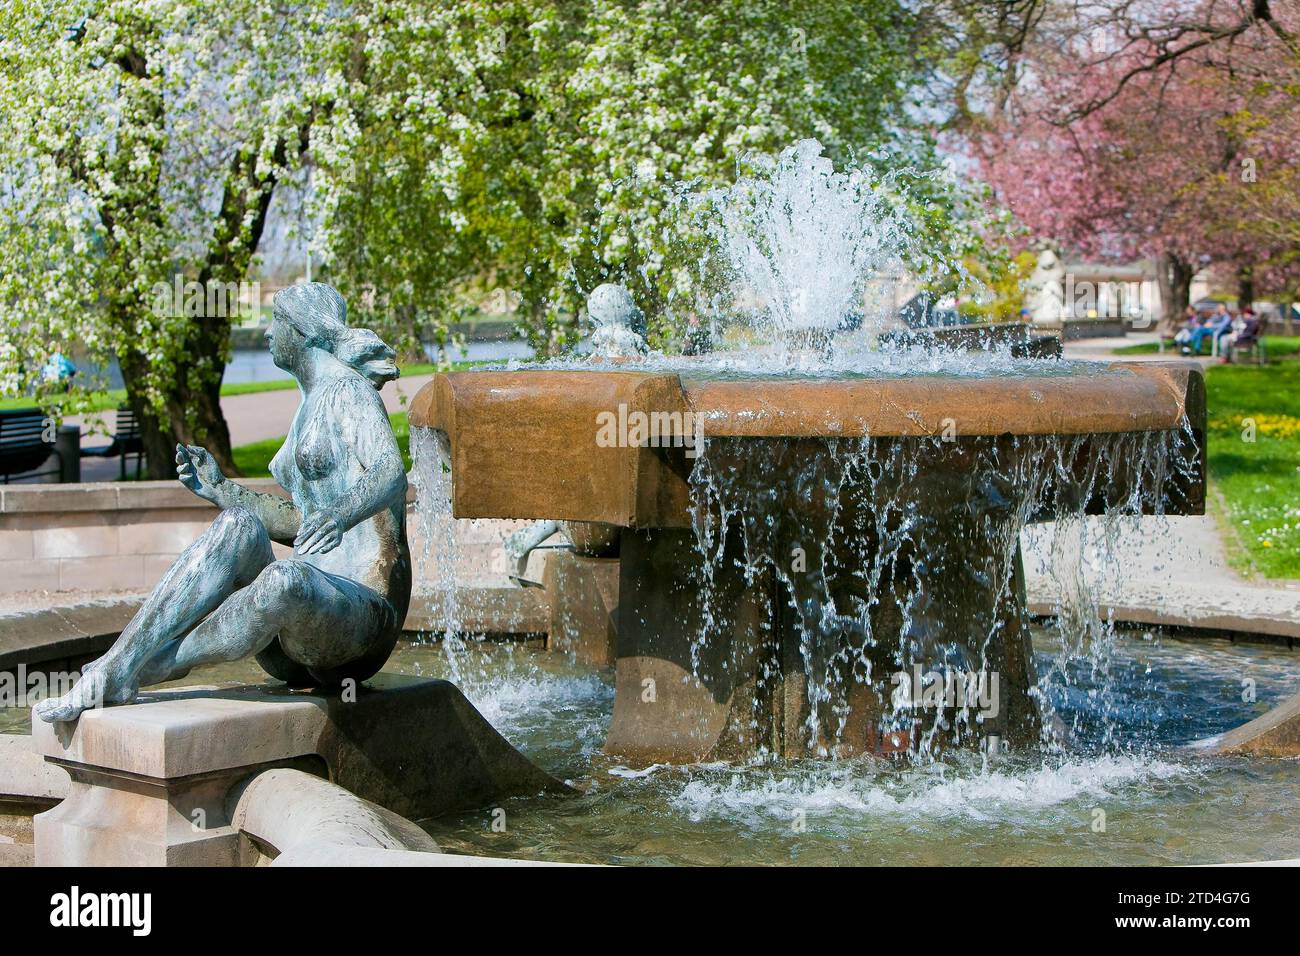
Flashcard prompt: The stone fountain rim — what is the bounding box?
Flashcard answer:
[410,359,1204,439]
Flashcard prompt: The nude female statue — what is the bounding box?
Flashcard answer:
[36,283,411,722]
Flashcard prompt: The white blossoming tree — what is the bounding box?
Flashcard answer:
[2,0,989,478]
[311,0,968,355]
[0,0,331,475]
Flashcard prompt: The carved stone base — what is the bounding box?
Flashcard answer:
[544,551,620,667]
[33,674,569,866]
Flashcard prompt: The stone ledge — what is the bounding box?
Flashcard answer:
[0,734,69,803]
[1027,594,1300,645]
[0,587,551,673]
[34,673,569,819]
[0,599,141,669]
[405,587,549,636]
[0,479,283,515]
[272,845,581,866]
[1,478,416,515]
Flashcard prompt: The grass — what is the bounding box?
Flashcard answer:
[1203,356,1300,578]
[233,412,413,478]
[1113,335,1300,358]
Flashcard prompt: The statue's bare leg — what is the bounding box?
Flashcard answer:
[131,560,396,687]
[505,519,560,584]
[35,507,274,722]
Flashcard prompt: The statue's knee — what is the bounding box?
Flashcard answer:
[212,506,265,549]
[252,561,312,615]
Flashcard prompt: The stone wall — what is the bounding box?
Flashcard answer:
[0,479,547,596]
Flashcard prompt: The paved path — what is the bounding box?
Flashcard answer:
[68,372,435,481]
[1040,333,1300,632]
[1022,515,1300,638]
[1062,330,1218,366]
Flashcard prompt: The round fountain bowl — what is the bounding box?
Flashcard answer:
[409,361,1204,528]
[410,360,1206,764]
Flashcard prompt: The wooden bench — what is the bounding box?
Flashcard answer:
[1229,337,1268,365]
[81,404,146,479]
[0,409,61,483]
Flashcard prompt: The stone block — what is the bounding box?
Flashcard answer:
[0,529,33,561]
[405,587,548,637]
[59,555,145,591]
[1186,688,1300,758]
[0,559,61,594]
[0,485,119,515]
[544,550,619,667]
[32,674,570,866]
[118,511,211,555]
[34,519,118,559]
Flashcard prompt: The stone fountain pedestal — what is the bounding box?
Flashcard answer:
[32,674,567,866]
[412,362,1206,765]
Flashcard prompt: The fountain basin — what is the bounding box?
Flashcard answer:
[410,361,1206,763]
[411,362,1204,527]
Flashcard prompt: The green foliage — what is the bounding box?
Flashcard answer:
[0,0,330,471]
[956,249,1036,322]
[313,0,969,354]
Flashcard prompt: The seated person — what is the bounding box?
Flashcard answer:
[1187,304,1232,354]
[1173,306,1201,348]
[1221,310,1261,362]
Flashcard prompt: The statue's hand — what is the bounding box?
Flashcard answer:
[175,444,225,503]
[295,510,343,555]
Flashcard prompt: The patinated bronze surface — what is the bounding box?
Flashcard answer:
[37,284,411,722]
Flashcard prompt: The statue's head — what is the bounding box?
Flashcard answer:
[269,282,399,389]
[587,283,644,334]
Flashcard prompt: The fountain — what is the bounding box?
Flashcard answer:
[23,139,1300,868]
[409,141,1207,765]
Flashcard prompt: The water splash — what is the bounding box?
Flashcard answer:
[685,426,1199,761]
[684,138,922,345]
[408,425,470,684]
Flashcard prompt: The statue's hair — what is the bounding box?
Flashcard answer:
[273,283,399,389]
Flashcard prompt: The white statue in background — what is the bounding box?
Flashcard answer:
[587,283,649,359]
[1026,247,1066,324]
[504,283,644,584]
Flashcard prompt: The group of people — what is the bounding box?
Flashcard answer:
[1173,303,1262,362]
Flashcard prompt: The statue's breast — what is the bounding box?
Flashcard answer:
[295,411,339,482]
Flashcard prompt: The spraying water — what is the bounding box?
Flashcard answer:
[688,138,919,344]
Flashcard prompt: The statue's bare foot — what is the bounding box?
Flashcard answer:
[33,669,135,723]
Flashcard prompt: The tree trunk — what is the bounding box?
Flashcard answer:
[1155,251,1194,335]
[120,311,238,481]
[1237,265,1254,312]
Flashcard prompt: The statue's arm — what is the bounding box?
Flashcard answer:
[332,443,406,533]
[338,389,407,532]
[212,481,302,545]
[175,443,301,545]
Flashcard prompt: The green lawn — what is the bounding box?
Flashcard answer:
[0,359,478,413]
[1114,335,1300,359]
[1204,357,1300,578]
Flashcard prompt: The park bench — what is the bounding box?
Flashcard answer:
[82,404,146,480]
[0,408,62,483]
[1228,336,1268,366]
